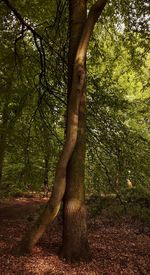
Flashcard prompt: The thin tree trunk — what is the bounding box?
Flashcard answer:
[43,153,49,197]
[0,103,9,185]
[0,140,6,185]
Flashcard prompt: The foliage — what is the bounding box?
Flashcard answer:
[87,184,150,225]
[0,0,149,210]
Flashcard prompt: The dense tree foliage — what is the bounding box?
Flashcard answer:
[0,0,149,262]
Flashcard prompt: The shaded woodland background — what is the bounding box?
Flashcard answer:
[0,0,150,271]
[0,0,149,209]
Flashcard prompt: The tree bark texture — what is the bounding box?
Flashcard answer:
[60,0,90,262]
[20,0,108,256]
[62,0,109,259]
[21,68,85,252]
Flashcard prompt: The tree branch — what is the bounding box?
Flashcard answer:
[76,0,108,65]
[1,0,66,62]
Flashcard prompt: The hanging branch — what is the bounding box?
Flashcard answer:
[2,0,68,108]
[1,0,66,62]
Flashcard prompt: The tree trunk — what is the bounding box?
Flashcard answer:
[0,139,6,185]
[20,0,108,256]
[61,91,91,262]
[60,0,108,262]
[60,0,91,262]
[20,76,84,252]
[0,103,9,185]
[43,153,49,197]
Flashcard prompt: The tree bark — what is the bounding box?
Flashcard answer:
[20,0,108,255]
[20,72,84,252]
[61,0,108,262]
[60,0,90,262]
[61,90,90,262]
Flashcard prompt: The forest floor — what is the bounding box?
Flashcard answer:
[0,197,150,275]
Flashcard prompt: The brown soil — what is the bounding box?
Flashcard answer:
[0,198,149,274]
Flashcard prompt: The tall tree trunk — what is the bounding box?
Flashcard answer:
[60,0,108,262]
[20,0,108,256]
[60,0,90,262]
[61,91,90,262]
[20,76,84,252]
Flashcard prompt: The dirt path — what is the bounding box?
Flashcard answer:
[0,198,150,274]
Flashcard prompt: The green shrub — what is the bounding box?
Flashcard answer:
[122,184,150,207]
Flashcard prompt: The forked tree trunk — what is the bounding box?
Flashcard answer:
[20,70,84,252]
[20,0,108,256]
[60,0,90,262]
[60,0,108,261]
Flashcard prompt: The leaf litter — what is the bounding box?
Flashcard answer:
[0,198,149,274]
